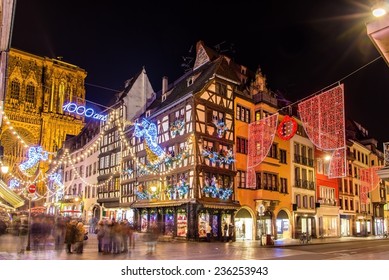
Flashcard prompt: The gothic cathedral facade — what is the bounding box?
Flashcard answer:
[0,48,86,196]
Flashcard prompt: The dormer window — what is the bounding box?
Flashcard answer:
[241,66,247,75]
[162,93,167,102]
[145,110,151,118]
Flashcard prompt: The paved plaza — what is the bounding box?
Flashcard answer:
[0,232,382,260]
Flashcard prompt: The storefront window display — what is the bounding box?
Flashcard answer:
[198,212,210,238]
[211,215,218,237]
[321,216,338,237]
[340,216,351,236]
[236,218,253,240]
[150,211,158,227]
[141,211,148,232]
[124,209,135,225]
[276,219,289,238]
[221,213,231,238]
[164,211,174,236]
[177,210,187,237]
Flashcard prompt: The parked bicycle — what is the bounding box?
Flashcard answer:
[299,232,312,244]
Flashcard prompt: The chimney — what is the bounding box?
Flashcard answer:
[162,76,168,94]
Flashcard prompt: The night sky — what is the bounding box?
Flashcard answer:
[10,0,389,146]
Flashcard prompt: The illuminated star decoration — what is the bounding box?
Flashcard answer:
[19,146,49,176]
[134,118,165,159]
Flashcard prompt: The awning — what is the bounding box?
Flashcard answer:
[0,179,24,208]
[132,200,188,208]
[199,200,241,210]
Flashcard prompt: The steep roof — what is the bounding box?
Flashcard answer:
[145,41,245,116]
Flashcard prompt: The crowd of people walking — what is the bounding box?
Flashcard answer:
[95,218,136,255]
[10,214,163,256]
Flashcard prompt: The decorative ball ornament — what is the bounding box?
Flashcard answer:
[277,115,298,140]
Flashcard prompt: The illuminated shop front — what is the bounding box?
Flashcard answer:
[340,214,352,236]
[294,213,316,237]
[132,200,189,238]
[197,201,239,241]
[131,199,239,241]
[276,210,290,239]
[235,208,253,240]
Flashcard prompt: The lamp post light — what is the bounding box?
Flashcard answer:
[372,1,388,17]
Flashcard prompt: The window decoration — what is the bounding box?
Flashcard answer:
[202,147,235,165]
[277,115,297,140]
[135,184,159,200]
[123,168,133,176]
[202,176,233,199]
[165,176,189,199]
[164,149,189,168]
[212,117,228,138]
[19,146,48,176]
[170,119,185,137]
[203,176,219,197]
[247,113,278,189]
[298,84,346,178]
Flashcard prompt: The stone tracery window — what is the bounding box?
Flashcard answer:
[25,83,36,104]
[10,79,21,100]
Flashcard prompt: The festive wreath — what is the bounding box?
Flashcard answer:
[277,115,297,140]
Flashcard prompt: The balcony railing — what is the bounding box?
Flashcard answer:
[294,154,314,167]
[294,179,315,190]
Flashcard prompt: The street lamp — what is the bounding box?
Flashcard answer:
[372,0,389,17]
[1,165,8,174]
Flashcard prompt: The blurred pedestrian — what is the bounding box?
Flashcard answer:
[206,223,212,242]
[95,220,105,252]
[64,219,77,254]
[17,220,28,254]
[241,222,246,239]
[223,223,228,242]
[146,223,159,255]
[54,217,65,250]
[228,223,235,242]
[75,221,85,254]
[102,219,112,254]
[128,223,135,249]
[120,219,129,253]
[112,219,122,254]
